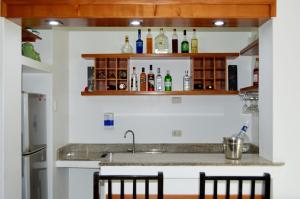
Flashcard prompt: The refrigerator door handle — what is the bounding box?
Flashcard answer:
[22,145,46,156]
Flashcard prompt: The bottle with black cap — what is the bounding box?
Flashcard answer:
[181,30,189,53]
[147,65,155,91]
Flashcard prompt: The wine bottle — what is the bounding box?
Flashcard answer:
[148,65,155,91]
[140,67,147,91]
[181,30,189,53]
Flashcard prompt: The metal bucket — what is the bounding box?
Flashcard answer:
[223,137,244,160]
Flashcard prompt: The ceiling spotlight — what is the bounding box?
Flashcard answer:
[130,20,142,26]
[214,20,225,27]
[47,20,63,26]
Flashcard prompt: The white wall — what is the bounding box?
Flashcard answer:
[259,20,274,160]
[52,29,70,199]
[0,17,4,199]
[33,30,53,66]
[68,30,254,144]
[269,0,300,198]
[0,17,22,199]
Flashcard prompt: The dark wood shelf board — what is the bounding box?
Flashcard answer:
[240,39,259,56]
[81,90,239,96]
[22,29,42,42]
[240,85,258,93]
[82,53,239,60]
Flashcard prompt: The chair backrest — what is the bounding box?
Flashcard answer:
[199,172,271,199]
[94,172,163,199]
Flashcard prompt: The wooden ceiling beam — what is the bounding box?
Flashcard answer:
[1,0,276,6]
[1,0,276,28]
[2,0,276,19]
[3,3,275,18]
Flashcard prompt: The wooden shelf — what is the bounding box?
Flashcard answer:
[82,53,239,60]
[240,85,258,93]
[81,90,239,96]
[22,29,42,42]
[240,39,259,56]
[83,53,238,95]
[22,56,51,73]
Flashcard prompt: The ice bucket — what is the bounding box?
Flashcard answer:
[223,137,244,160]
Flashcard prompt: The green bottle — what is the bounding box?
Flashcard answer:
[181,30,189,53]
[164,70,172,91]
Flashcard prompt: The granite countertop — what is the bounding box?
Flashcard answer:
[97,153,281,166]
[56,143,283,167]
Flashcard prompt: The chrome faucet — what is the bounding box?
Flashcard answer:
[124,130,135,154]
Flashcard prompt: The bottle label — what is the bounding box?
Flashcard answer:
[241,125,248,133]
[165,81,172,91]
[253,74,258,82]
[131,77,138,91]
[191,39,198,53]
[253,72,259,83]
[148,79,155,91]
[183,79,191,90]
[182,42,189,53]
[136,41,143,53]
[140,76,147,91]
[156,78,163,91]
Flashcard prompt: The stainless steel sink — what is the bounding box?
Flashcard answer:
[99,148,165,159]
[138,149,164,154]
[127,148,165,154]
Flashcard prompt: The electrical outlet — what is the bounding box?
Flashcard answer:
[172,97,182,104]
[172,130,182,137]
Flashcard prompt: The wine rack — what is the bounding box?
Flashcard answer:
[192,56,227,90]
[94,57,128,91]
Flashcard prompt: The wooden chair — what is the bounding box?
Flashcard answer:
[93,172,163,199]
[199,172,271,199]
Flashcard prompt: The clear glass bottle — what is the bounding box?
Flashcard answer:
[156,68,163,91]
[146,28,153,54]
[172,29,178,53]
[130,67,138,91]
[183,70,191,91]
[154,28,169,54]
[164,70,172,91]
[147,65,155,91]
[136,29,143,54]
[121,35,133,53]
[140,67,147,91]
[191,29,198,53]
[181,30,189,53]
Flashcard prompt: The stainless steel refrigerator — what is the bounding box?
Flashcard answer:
[22,93,47,199]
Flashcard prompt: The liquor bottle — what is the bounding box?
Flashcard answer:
[146,28,153,54]
[191,29,198,53]
[253,58,259,86]
[136,29,143,54]
[130,67,138,91]
[181,30,189,53]
[147,65,155,91]
[183,70,191,91]
[140,67,147,91]
[121,35,133,53]
[154,28,169,54]
[156,68,163,91]
[172,29,178,53]
[164,70,172,91]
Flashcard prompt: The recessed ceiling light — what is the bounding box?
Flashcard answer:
[130,20,142,26]
[214,20,225,27]
[47,20,63,26]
